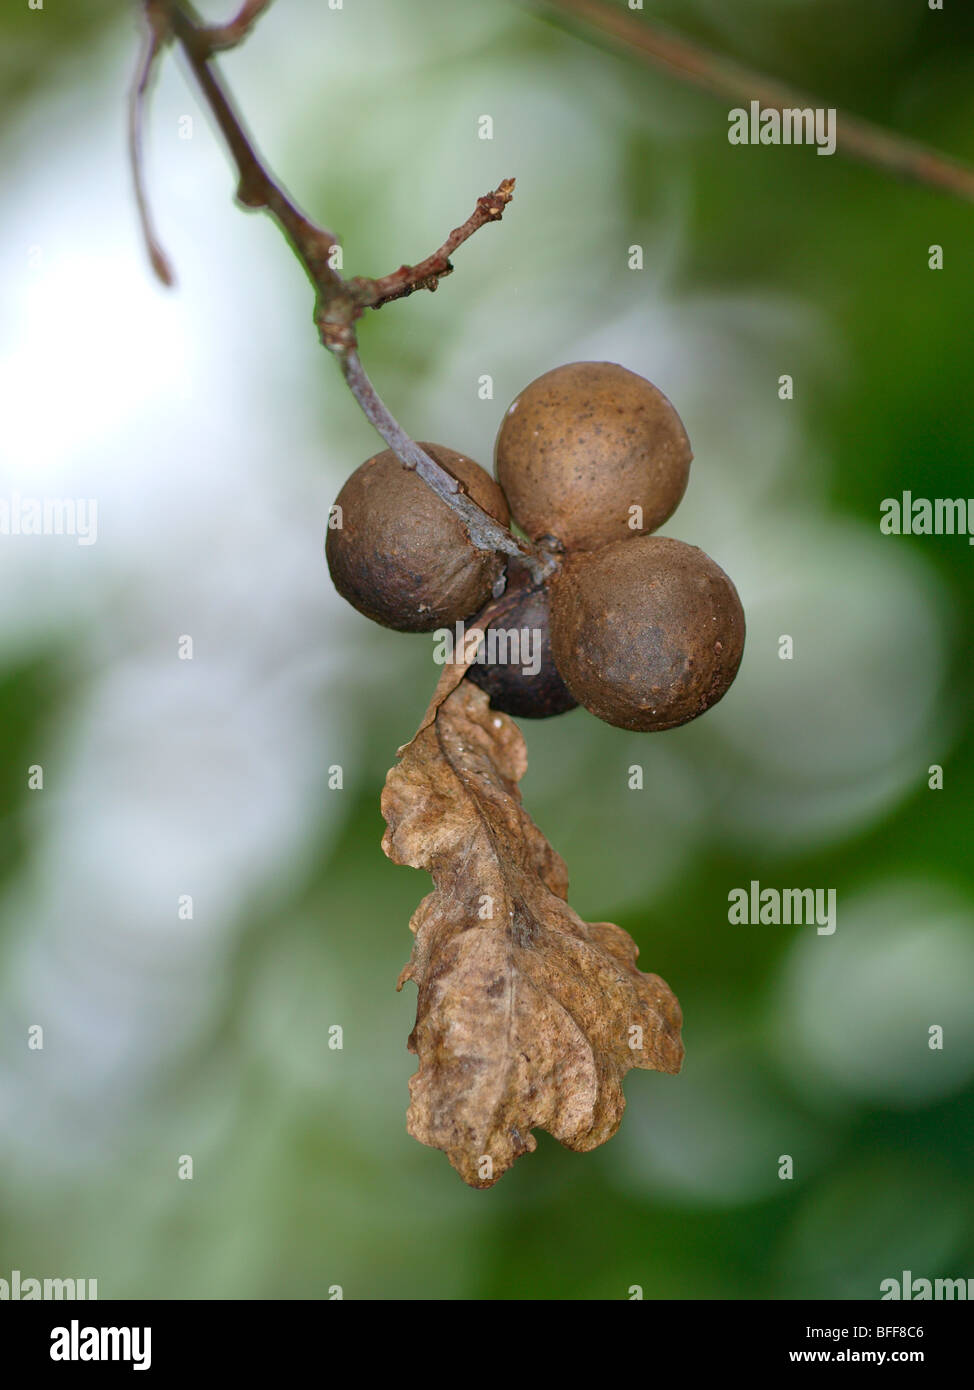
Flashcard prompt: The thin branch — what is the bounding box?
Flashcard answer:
[168,3,342,293]
[129,3,175,286]
[353,178,517,309]
[540,0,974,202]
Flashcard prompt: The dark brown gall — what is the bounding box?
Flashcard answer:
[465,579,578,719]
[326,443,510,632]
[494,361,692,553]
[549,535,745,731]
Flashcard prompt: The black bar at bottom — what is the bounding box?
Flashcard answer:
[1,1298,964,1374]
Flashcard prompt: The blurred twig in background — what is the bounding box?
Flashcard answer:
[128,0,175,285]
[538,0,974,201]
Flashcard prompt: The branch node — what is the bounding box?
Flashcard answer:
[235,179,267,209]
[200,0,273,54]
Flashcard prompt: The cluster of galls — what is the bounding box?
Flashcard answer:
[326,362,744,731]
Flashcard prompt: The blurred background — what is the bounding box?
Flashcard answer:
[1,0,973,1300]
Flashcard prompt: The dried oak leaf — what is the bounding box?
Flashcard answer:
[381,679,683,1188]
